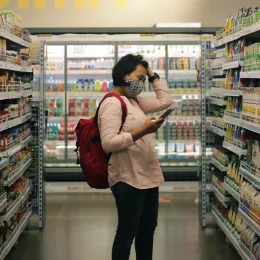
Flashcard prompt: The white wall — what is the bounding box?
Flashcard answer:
[1,0,260,28]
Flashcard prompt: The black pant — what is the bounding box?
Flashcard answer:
[111,182,159,260]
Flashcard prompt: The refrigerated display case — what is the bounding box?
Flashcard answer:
[41,34,203,181]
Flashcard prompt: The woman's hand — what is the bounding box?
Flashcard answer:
[130,118,164,142]
[141,118,164,134]
[139,56,155,78]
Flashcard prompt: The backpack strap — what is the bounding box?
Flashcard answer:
[94,92,128,132]
[132,97,139,105]
[94,93,128,162]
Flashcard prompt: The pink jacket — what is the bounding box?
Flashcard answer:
[98,79,173,189]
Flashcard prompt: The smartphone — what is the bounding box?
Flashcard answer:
[156,108,175,120]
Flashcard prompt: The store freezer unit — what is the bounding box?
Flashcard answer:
[40,36,203,181]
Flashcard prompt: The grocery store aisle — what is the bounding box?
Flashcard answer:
[6,192,239,260]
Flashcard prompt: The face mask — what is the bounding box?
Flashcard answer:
[125,77,144,98]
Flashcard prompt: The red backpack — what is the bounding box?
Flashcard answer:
[74,93,128,189]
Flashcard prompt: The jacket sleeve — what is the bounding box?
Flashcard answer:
[136,79,173,114]
[98,97,134,154]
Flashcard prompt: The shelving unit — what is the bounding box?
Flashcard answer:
[208,125,225,137]
[222,141,247,157]
[211,184,231,204]
[0,9,43,258]
[208,96,227,106]
[239,207,260,237]
[239,163,260,189]
[211,157,227,172]
[202,7,260,259]
[222,181,240,202]
[222,61,244,70]
[212,210,250,260]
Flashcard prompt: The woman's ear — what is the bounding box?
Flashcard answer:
[123,75,130,82]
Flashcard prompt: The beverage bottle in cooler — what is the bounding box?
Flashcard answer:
[81,60,85,70]
[89,79,94,92]
[94,80,102,92]
[49,78,55,92]
[109,59,114,69]
[96,59,101,70]
[158,58,165,70]
[90,59,95,70]
[153,58,158,70]
[148,58,153,69]
[101,81,108,92]
[83,79,89,92]
[108,81,114,92]
[157,124,164,142]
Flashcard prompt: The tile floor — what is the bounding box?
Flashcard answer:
[6,192,240,260]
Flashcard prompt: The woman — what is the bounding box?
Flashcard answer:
[98,54,173,260]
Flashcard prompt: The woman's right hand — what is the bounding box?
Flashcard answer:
[141,118,164,135]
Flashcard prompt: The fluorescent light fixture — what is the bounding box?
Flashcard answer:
[156,22,201,28]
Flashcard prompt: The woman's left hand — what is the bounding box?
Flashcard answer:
[139,56,154,78]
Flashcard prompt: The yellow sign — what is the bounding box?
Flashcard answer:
[0,0,127,9]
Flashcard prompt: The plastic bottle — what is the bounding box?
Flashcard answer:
[94,80,102,92]
[108,81,114,92]
[89,79,94,92]
[84,79,89,92]
[101,81,108,92]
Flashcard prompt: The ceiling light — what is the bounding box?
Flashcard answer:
[156,23,202,28]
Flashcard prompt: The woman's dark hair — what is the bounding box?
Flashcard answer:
[112,54,148,86]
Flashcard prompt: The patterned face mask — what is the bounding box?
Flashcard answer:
[125,78,144,98]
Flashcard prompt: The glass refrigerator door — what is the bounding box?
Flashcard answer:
[167,45,201,167]
[118,45,167,161]
[44,45,65,162]
[66,45,115,161]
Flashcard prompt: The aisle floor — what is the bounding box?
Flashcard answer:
[6,192,239,260]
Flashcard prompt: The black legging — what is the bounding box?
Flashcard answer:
[111,182,159,260]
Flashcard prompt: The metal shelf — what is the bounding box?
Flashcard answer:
[0,158,8,171]
[0,113,32,132]
[1,182,31,221]
[240,120,260,135]
[208,97,227,106]
[212,23,260,48]
[211,184,231,204]
[0,194,7,213]
[47,69,111,75]
[209,88,243,97]
[212,210,250,260]
[0,210,32,260]
[2,90,32,101]
[210,69,225,76]
[208,125,225,137]
[222,182,240,202]
[3,157,32,187]
[0,135,32,158]
[0,89,33,101]
[0,61,32,73]
[222,61,244,70]
[238,207,260,237]
[223,141,247,157]
[240,71,260,79]
[211,157,227,172]
[0,28,31,48]
[223,115,242,126]
[222,90,243,97]
[240,166,260,190]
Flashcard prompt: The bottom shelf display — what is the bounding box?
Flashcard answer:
[0,209,32,259]
[212,191,260,260]
[212,210,250,260]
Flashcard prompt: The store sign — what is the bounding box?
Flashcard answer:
[0,0,127,8]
